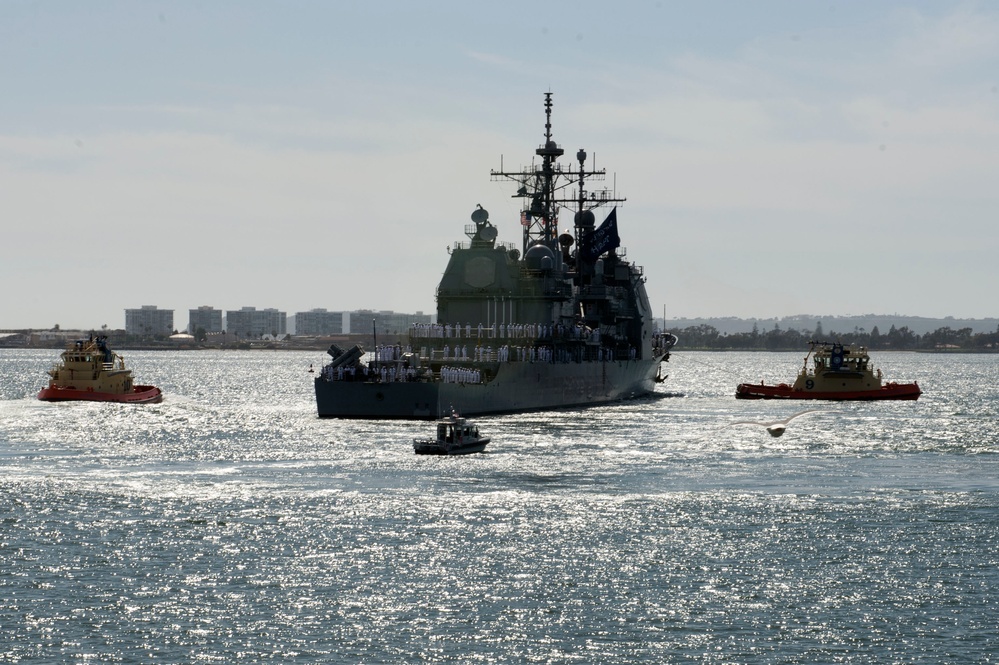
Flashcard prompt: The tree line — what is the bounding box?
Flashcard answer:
[672,322,999,351]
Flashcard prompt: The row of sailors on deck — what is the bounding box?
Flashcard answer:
[410,322,596,341]
[375,344,410,362]
[322,343,638,383]
[365,342,636,366]
[322,363,422,383]
[439,344,631,363]
[368,340,632,364]
[440,366,482,384]
[320,361,481,384]
[439,344,549,363]
[372,343,510,363]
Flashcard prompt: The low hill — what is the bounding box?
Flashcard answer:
[662,315,998,336]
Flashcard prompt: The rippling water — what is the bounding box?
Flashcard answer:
[2,349,998,662]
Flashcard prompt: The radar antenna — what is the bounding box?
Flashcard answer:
[491,93,626,256]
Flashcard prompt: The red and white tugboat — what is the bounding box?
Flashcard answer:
[37,336,163,404]
[736,341,921,401]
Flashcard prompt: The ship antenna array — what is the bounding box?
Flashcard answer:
[490,93,626,253]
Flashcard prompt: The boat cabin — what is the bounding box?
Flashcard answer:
[47,338,134,393]
[793,342,883,391]
[810,343,872,374]
[438,419,480,443]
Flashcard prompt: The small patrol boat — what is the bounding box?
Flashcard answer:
[37,336,163,404]
[735,341,921,401]
[413,411,490,455]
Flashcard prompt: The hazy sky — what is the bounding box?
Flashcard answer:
[3,1,998,330]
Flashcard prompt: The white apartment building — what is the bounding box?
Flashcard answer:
[125,305,174,336]
[225,307,287,338]
[293,309,345,336]
[188,306,224,334]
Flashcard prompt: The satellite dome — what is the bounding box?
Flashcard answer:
[524,243,555,270]
[574,210,596,227]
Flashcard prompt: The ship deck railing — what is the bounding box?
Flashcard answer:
[321,343,650,384]
[450,240,517,252]
[418,345,639,365]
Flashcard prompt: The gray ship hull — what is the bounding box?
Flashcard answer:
[315,358,662,420]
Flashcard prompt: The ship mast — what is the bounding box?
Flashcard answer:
[534,93,563,248]
[491,92,625,258]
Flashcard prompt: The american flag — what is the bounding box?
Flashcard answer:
[520,211,531,226]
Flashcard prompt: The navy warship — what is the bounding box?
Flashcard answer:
[315,93,676,419]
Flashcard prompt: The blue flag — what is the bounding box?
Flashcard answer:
[580,207,620,261]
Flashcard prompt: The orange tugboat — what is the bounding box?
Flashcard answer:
[736,341,921,401]
[37,336,163,404]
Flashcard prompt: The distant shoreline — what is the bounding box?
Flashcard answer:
[674,347,992,354]
[4,313,998,353]
[663,315,999,336]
